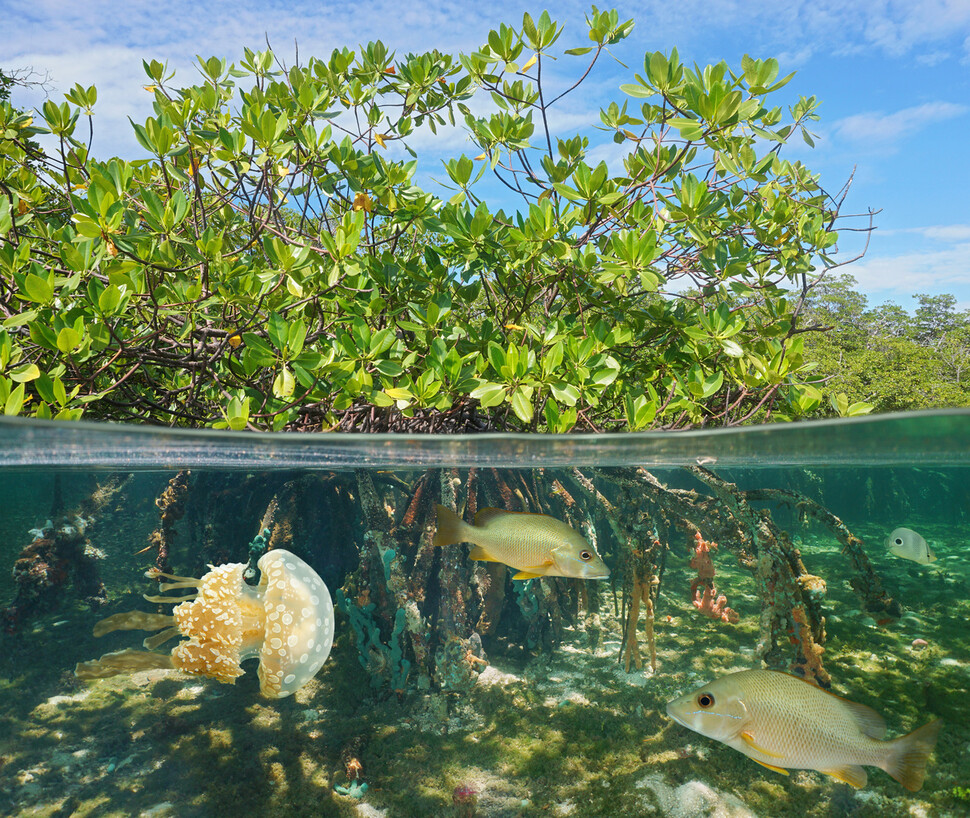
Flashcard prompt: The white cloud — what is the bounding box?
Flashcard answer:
[623,0,970,59]
[879,224,970,242]
[776,45,815,67]
[830,101,968,146]
[915,50,951,66]
[854,0,970,56]
[846,224,970,301]
[847,241,970,295]
[2,0,968,245]
[923,225,970,242]
[4,0,969,162]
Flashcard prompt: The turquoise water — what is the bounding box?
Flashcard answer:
[0,412,967,817]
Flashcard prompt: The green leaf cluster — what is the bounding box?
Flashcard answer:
[0,10,852,432]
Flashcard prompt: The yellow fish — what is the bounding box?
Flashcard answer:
[666,669,942,791]
[434,505,610,581]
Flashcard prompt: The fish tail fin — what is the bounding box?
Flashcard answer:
[434,504,467,548]
[882,718,943,792]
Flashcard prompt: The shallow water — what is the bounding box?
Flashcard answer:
[0,412,968,817]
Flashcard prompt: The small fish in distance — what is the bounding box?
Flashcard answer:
[434,504,610,581]
[885,527,936,564]
[666,669,942,792]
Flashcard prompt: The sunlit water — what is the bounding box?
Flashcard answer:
[0,412,967,818]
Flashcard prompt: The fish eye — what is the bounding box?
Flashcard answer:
[894,538,903,545]
[697,692,715,708]
[580,550,592,561]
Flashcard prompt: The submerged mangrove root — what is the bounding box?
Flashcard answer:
[340,467,610,693]
[342,469,428,692]
[241,476,322,584]
[127,459,891,697]
[616,517,664,675]
[745,488,903,619]
[146,470,191,573]
[687,466,831,687]
[590,465,838,687]
[622,569,658,674]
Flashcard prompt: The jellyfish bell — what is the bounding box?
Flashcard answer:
[75,549,334,699]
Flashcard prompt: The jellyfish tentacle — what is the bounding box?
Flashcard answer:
[155,579,203,592]
[92,610,176,637]
[75,648,174,679]
[142,625,181,650]
[145,568,204,584]
[143,593,197,604]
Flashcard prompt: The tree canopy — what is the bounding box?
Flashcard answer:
[803,274,970,414]
[1,9,863,432]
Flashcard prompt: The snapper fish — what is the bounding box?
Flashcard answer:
[666,669,942,791]
[434,505,609,581]
[885,527,936,564]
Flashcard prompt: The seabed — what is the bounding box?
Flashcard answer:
[1,519,968,818]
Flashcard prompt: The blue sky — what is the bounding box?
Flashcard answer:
[2,0,969,308]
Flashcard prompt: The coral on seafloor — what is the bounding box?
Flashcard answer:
[689,532,739,624]
[334,750,369,798]
[452,783,478,817]
[334,781,369,798]
[336,588,412,691]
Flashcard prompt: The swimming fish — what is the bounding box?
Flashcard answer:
[666,669,942,791]
[885,527,936,564]
[433,505,610,580]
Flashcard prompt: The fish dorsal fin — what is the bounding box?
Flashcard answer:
[841,698,887,739]
[822,765,867,789]
[751,759,789,776]
[475,507,507,526]
[741,731,785,759]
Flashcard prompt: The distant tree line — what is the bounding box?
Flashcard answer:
[802,274,970,414]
